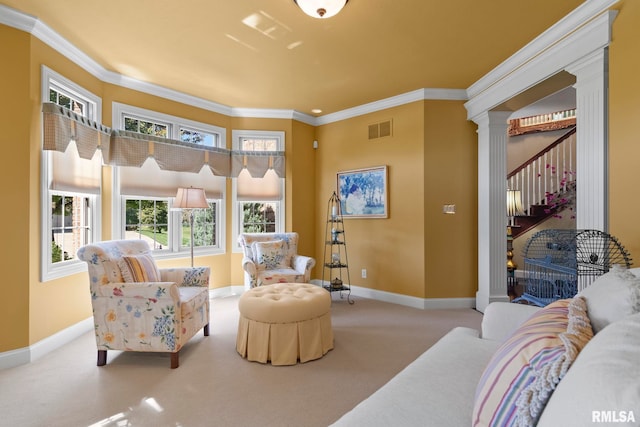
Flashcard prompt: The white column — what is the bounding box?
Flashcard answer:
[566,50,608,231]
[473,111,512,312]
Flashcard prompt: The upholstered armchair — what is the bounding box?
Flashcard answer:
[77,239,210,368]
[238,232,316,289]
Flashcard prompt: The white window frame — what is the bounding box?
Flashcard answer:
[113,103,224,146]
[232,130,286,253]
[40,65,102,281]
[112,103,226,260]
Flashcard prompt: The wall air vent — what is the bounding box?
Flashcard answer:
[368,119,393,140]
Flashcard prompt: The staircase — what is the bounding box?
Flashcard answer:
[507,127,576,239]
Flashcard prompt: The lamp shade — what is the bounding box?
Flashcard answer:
[506,189,525,217]
[294,0,348,18]
[174,187,209,209]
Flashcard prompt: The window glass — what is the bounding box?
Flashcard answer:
[124,199,169,250]
[51,194,91,263]
[242,202,277,233]
[49,88,86,115]
[123,115,169,138]
[240,137,278,151]
[180,127,217,147]
[113,103,225,255]
[41,66,102,280]
[232,130,285,249]
[180,203,217,247]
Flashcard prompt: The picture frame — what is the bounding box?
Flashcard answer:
[337,165,388,218]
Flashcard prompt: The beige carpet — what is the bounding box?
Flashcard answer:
[0,294,482,427]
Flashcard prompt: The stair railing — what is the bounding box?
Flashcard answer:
[507,127,576,214]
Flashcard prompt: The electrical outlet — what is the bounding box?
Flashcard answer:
[361,269,367,279]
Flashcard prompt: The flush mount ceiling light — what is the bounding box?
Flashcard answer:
[294,0,349,19]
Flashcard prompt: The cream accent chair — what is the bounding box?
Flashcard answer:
[77,239,210,368]
[238,232,315,289]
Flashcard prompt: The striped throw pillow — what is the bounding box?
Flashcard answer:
[472,297,593,427]
[118,253,161,283]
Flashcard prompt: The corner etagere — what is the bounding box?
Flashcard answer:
[322,191,353,304]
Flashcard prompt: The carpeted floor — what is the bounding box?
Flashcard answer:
[0,294,482,427]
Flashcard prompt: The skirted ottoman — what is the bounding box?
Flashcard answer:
[236,283,334,365]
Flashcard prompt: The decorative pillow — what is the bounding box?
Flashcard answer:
[577,264,640,333]
[117,253,162,282]
[472,297,593,427]
[536,312,640,427]
[252,240,289,270]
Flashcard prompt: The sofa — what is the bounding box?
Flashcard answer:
[332,266,640,426]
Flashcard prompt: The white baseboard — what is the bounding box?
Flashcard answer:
[1,284,475,370]
[311,280,476,310]
[0,347,30,370]
[0,316,93,371]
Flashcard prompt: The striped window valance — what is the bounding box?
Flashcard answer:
[42,103,285,178]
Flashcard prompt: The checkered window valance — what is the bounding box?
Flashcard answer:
[42,102,285,178]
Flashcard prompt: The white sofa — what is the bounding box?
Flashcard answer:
[332,266,640,426]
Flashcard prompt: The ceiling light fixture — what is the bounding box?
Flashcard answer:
[294,0,349,19]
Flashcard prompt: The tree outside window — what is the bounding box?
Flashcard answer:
[242,202,276,233]
[125,199,168,249]
[181,204,217,247]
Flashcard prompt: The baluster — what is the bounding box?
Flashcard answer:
[552,147,564,196]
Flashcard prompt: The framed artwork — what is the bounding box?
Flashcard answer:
[337,165,388,218]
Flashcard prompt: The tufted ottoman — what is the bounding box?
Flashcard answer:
[236,283,334,365]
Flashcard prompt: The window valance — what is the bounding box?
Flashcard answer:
[42,102,111,161]
[42,103,286,178]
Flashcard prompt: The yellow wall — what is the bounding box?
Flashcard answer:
[0,26,319,352]
[2,0,640,354]
[315,103,424,296]
[0,26,31,350]
[28,36,107,345]
[609,0,640,263]
[424,100,478,298]
[290,120,317,260]
[314,101,477,299]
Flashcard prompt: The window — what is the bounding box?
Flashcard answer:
[181,202,218,247]
[241,202,277,233]
[180,127,217,147]
[51,195,91,262]
[124,199,169,250]
[232,130,285,251]
[49,87,86,116]
[114,103,221,147]
[123,115,169,138]
[123,197,218,253]
[41,66,102,281]
[112,103,226,259]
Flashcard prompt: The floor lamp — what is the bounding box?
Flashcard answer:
[506,189,525,228]
[174,187,209,267]
[506,189,525,296]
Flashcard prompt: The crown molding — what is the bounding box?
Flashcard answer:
[0,3,36,32]
[315,88,468,126]
[2,3,465,126]
[466,0,619,103]
[106,70,236,116]
[230,107,316,126]
[465,7,618,121]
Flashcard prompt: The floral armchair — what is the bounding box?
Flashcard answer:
[238,232,316,289]
[77,239,210,368]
